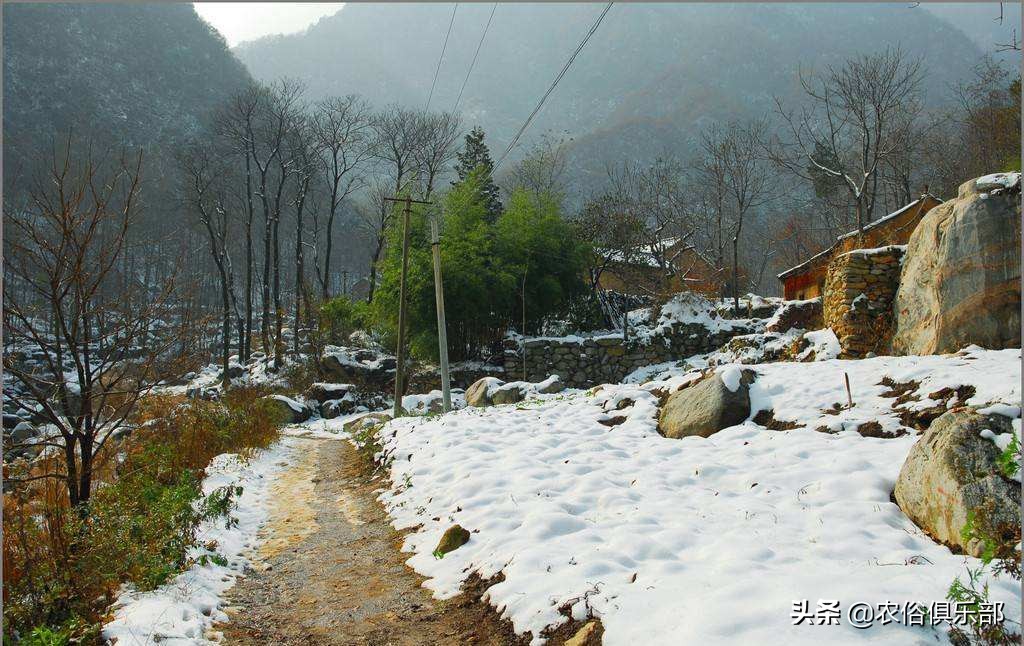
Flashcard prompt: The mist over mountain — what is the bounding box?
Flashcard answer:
[236,3,995,198]
[3,3,251,183]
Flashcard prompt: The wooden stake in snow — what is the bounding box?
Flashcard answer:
[844,372,853,408]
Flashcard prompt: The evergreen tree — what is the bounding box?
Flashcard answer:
[453,126,502,221]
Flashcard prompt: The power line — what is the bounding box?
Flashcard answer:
[425,3,459,112]
[493,2,613,173]
[453,3,498,114]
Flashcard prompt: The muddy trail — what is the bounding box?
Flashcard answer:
[218,437,528,646]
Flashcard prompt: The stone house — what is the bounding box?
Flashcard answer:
[776,194,943,300]
[597,236,722,297]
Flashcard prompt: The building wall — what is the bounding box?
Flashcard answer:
[598,246,722,297]
[823,246,905,358]
[780,195,941,301]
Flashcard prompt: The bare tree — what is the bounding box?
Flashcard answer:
[415,110,463,198]
[310,95,373,299]
[604,158,700,298]
[3,139,180,506]
[696,120,774,312]
[180,143,241,385]
[213,86,261,362]
[372,104,426,196]
[770,48,924,233]
[357,177,397,303]
[503,132,570,205]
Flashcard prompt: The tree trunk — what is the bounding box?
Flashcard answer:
[273,214,283,370]
[732,235,740,315]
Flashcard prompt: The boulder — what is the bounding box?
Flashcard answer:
[893,175,1021,355]
[305,382,355,404]
[8,421,35,444]
[491,383,526,405]
[320,399,356,419]
[3,413,25,431]
[263,395,312,424]
[893,409,1020,557]
[766,298,823,333]
[536,375,565,395]
[319,346,394,388]
[218,363,245,380]
[466,377,502,407]
[658,369,756,439]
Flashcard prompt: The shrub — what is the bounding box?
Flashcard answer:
[319,295,370,344]
[2,388,284,643]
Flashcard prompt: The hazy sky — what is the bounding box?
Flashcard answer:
[193,3,344,46]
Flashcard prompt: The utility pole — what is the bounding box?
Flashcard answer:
[428,209,452,412]
[384,195,433,418]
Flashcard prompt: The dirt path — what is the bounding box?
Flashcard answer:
[219,436,526,646]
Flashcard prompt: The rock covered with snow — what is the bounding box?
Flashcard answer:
[657,366,756,439]
[466,375,566,408]
[893,174,1021,355]
[319,345,396,389]
[262,394,312,424]
[894,408,1020,557]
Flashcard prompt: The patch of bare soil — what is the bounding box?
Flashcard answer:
[218,437,529,646]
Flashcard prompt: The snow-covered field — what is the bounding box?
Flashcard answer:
[102,440,297,645]
[374,347,1022,645]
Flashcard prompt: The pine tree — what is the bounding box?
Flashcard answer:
[453,126,502,221]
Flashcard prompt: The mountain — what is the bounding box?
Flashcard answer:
[2,3,252,183]
[235,3,994,199]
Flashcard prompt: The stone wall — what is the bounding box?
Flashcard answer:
[823,245,904,358]
[502,322,755,388]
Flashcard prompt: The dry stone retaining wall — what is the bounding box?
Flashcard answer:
[503,322,755,388]
[823,245,904,358]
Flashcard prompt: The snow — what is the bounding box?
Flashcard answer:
[975,172,1021,192]
[717,363,743,392]
[102,440,296,645]
[798,328,841,361]
[268,394,305,413]
[373,347,1021,645]
[630,293,757,345]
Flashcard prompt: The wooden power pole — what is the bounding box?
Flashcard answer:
[428,209,452,412]
[383,195,448,417]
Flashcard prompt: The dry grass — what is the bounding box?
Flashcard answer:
[2,387,285,644]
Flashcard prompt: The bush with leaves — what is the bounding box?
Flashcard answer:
[2,389,284,644]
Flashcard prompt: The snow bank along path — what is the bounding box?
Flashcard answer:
[376,348,1021,645]
[103,439,297,645]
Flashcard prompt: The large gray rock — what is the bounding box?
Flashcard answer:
[893,175,1021,355]
[894,409,1020,557]
[657,369,756,439]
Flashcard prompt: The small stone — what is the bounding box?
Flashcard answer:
[433,524,471,557]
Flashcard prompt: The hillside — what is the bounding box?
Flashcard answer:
[235,3,991,195]
[2,3,251,183]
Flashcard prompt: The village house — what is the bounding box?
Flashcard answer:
[776,194,943,300]
[597,236,722,297]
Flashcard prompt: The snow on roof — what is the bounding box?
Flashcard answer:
[602,236,686,268]
[777,195,939,280]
